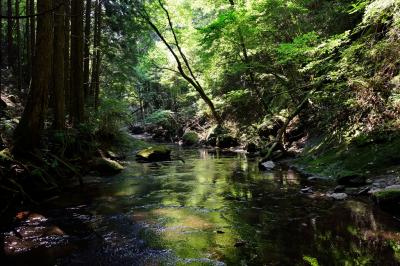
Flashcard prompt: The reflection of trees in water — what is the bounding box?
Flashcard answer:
[82,149,400,265]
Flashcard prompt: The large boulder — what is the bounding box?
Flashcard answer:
[337,174,366,187]
[372,187,400,211]
[182,131,199,146]
[258,118,283,140]
[92,157,124,175]
[136,146,171,162]
[206,125,228,146]
[217,135,239,148]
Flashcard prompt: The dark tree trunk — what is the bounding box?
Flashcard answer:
[0,0,2,94]
[83,0,91,101]
[25,0,31,82]
[53,0,65,129]
[64,0,71,120]
[13,0,54,153]
[30,0,35,60]
[70,0,85,124]
[7,0,13,66]
[91,0,101,109]
[15,0,22,91]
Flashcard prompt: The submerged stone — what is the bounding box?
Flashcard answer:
[136,146,171,162]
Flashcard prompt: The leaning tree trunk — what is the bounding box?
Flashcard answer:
[70,0,85,125]
[13,0,54,154]
[261,92,312,162]
[52,0,66,129]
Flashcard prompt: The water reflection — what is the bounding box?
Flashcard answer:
[2,148,400,265]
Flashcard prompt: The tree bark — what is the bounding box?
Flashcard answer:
[16,0,22,91]
[0,0,2,94]
[7,0,13,66]
[83,0,91,101]
[25,0,31,82]
[52,0,65,129]
[30,0,35,60]
[64,0,71,120]
[13,0,54,153]
[90,0,101,109]
[70,0,85,124]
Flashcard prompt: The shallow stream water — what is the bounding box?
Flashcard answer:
[2,146,400,265]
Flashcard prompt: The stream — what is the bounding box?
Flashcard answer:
[2,145,400,265]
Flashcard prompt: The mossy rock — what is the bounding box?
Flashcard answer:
[206,125,228,146]
[373,188,400,212]
[92,157,124,175]
[0,148,13,162]
[136,146,171,162]
[217,135,239,149]
[182,131,199,146]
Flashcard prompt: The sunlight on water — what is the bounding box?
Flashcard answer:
[2,148,400,265]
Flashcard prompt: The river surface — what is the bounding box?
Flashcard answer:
[2,146,400,265]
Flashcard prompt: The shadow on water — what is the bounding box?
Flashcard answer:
[1,147,400,265]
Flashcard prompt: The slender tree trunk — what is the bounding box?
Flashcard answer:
[13,0,54,153]
[15,0,22,91]
[64,0,71,120]
[83,0,91,101]
[0,0,2,94]
[7,0,13,67]
[26,0,31,82]
[141,1,221,124]
[91,0,101,109]
[53,0,65,129]
[30,0,35,59]
[70,0,84,124]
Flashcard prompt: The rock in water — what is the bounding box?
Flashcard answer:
[337,174,366,187]
[92,157,124,175]
[216,135,239,148]
[259,161,276,170]
[372,187,400,211]
[182,131,199,146]
[136,146,171,162]
[328,193,348,200]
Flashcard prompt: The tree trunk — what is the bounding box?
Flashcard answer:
[91,0,101,109]
[52,0,65,129]
[64,0,71,120]
[83,0,91,101]
[261,92,312,161]
[7,0,13,66]
[70,0,85,124]
[25,0,31,82]
[30,0,35,61]
[0,0,2,94]
[13,0,54,153]
[15,0,22,91]
[141,1,221,124]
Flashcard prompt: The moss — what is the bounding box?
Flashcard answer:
[296,133,400,179]
[374,189,400,201]
[92,157,124,175]
[182,131,199,146]
[136,146,171,162]
[0,148,13,162]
